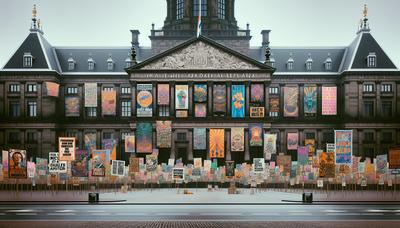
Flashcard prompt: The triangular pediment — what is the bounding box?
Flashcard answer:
[131,36,272,71]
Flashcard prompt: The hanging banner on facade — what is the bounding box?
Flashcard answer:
[334,130,352,164]
[250,84,264,103]
[136,122,153,153]
[283,87,298,117]
[92,150,107,177]
[146,154,158,172]
[376,154,388,175]
[264,133,277,159]
[318,152,335,178]
[305,139,316,159]
[111,160,125,176]
[389,147,400,169]
[72,150,89,177]
[250,107,265,118]
[136,84,153,117]
[287,132,298,150]
[45,82,59,97]
[8,149,27,179]
[195,103,207,117]
[231,85,245,118]
[322,86,337,115]
[249,124,263,147]
[125,135,136,153]
[209,129,225,158]
[156,121,172,148]
[213,84,226,113]
[253,158,265,173]
[35,158,47,176]
[101,90,116,116]
[277,155,291,176]
[65,97,80,117]
[193,128,207,150]
[58,137,76,161]
[231,127,244,152]
[175,85,189,110]
[129,156,139,174]
[84,83,97,107]
[225,161,235,177]
[194,84,207,103]
[269,97,279,113]
[84,133,96,152]
[303,85,317,114]
[157,84,170,105]
[297,146,309,165]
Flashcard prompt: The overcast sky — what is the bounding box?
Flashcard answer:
[1,0,399,68]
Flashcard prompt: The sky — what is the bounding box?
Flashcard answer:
[0,0,399,68]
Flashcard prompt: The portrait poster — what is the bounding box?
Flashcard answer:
[146,154,158,172]
[72,150,89,177]
[269,97,279,113]
[125,135,136,153]
[129,156,139,174]
[376,154,388,175]
[389,147,400,169]
[101,90,116,116]
[136,122,153,153]
[84,83,97,107]
[297,146,308,165]
[195,103,207,117]
[283,86,298,117]
[213,84,226,113]
[334,130,352,164]
[35,158,47,176]
[231,85,245,118]
[173,168,184,181]
[193,128,207,150]
[84,133,96,152]
[225,161,235,177]
[287,132,298,150]
[45,82,59,97]
[8,149,27,179]
[305,139,316,159]
[194,84,207,102]
[303,85,317,114]
[58,137,76,161]
[157,84,170,105]
[156,121,172,148]
[249,124,263,147]
[264,133,277,159]
[322,86,337,115]
[231,127,244,152]
[175,85,189,110]
[92,150,107,177]
[209,129,225,158]
[250,107,265,118]
[194,158,202,169]
[65,97,80,117]
[48,152,60,173]
[277,155,291,176]
[250,84,264,103]
[136,84,153,117]
[318,152,335,178]
[111,160,125,176]
[253,158,265,173]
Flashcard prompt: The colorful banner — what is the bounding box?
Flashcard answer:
[213,84,226,113]
[146,154,158,172]
[194,84,207,103]
[264,133,277,159]
[8,149,27,179]
[175,85,189,110]
[209,129,225,158]
[283,87,298,117]
[84,133,96,152]
[269,97,279,113]
[376,154,388,175]
[27,161,36,178]
[58,137,76,161]
[92,150,107,177]
[305,139,315,159]
[65,97,80,117]
[136,84,153,117]
[287,132,298,150]
[136,122,153,153]
[250,107,265,118]
[111,160,125,176]
[72,150,89,177]
[297,146,308,165]
[129,156,139,173]
[231,127,244,152]
[195,103,207,117]
[35,158,47,176]
[101,90,116,116]
[225,161,235,177]
[249,124,263,147]
[102,139,116,161]
[193,128,207,150]
[45,82,59,97]
[84,83,97,107]
[231,85,245,118]
[389,147,400,169]
[322,86,337,115]
[250,84,264,103]
[156,121,172,148]
[125,135,136,153]
[303,85,317,114]
[277,155,291,176]
[334,130,352,164]
[157,84,170,105]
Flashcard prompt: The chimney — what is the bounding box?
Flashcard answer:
[261,30,271,47]
[130,30,140,47]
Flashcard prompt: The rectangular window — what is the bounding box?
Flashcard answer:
[382,132,393,143]
[381,84,393,93]
[121,101,131,117]
[177,132,186,141]
[367,54,376,68]
[121,87,131,95]
[8,132,20,144]
[306,62,312,71]
[27,84,37,93]
[27,101,37,117]
[287,62,293,70]
[9,84,20,93]
[23,53,33,67]
[86,107,97,117]
[217,0,225,19]
[322,131,334,143]
[268,87,279,95]
[103,87,113,91]
[381,100,392,117]
[27,132,38,143]
[9,101,20,117]
[159,105,170,117]
[269,111,278,117]
[68,61,75,70]
[363,101,374,117]
[107,62,114,71]
[305,132,315,140]
[88,61,94,71]
[325,61,332,70]
[67,87,78,94]
[193,0,207,16]
[103,132,113,140]
[363,84,374,93]
[364,132,374,142]
[176,0,184,20]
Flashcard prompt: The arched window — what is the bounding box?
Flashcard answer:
[217,0,225,19]
[193,0,207,16]
[176,0,184,20]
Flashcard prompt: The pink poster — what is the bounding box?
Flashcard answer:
[287,132,298,150]
[322,86,337,115]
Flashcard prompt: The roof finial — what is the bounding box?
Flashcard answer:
[264,46,271,64]
[32,4,37,18]
[357,4,370,34]
[131,46,137,65]
[363,4,368,18]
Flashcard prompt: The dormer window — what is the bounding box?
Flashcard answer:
[107,57,114,71]
[306,54,313,71]
[67,57,75,71]
[324,59,332,71]
[88,57,95,71]
[125,58,132,68]
[287,55,294,71]
[270,57,275,68]
[367,52,376,67]
[23,53,33,68]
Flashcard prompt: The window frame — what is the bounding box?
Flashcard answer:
[367,53,377,68]
[121,100,132,117]
[217,0,226,19]
[9,84,21,93]
[27,100,37,117]
[176,0,184,20]
[193,0,208,17]
[23,53,33,68]
[27,84,37,93]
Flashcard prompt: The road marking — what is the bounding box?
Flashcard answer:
[55,210,76,213]
[289,213,312,216]
[155,212,190,216]
[324,209,347,213]
[15,213,37,216]
[252,213,279,216]
[6,209,39,213]
[114,213,149,216]
[47,213,76,216]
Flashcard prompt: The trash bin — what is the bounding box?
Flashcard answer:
[302,192,313,203]
[88,192,99,203]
